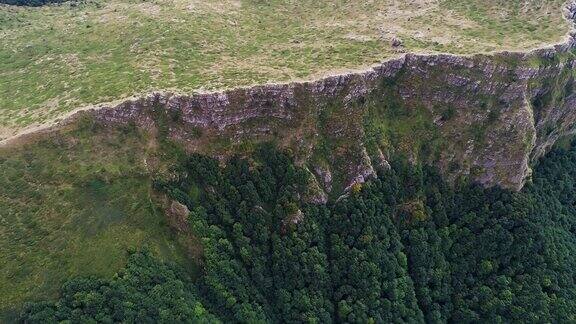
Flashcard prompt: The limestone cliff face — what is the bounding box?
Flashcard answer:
[32,4,576,193]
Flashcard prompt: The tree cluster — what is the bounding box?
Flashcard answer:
[0,0,68,6]
[22,142,576,322]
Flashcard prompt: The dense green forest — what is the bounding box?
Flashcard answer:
[0,0,68,6]
[21,142,576,322]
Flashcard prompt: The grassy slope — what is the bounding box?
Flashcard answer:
[0,0,569,138]
[0,121,192,319]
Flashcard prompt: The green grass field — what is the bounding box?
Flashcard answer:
[0,0,570,140]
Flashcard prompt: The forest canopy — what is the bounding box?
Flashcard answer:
[0,0,68,6]
[21,142,576,322]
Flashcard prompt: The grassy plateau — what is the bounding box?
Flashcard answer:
[0,0,571,139]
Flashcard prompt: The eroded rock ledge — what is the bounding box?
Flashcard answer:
[6,3,576,194]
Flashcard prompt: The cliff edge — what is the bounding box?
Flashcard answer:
[3,2,576,194]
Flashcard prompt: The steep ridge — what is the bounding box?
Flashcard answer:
[3,3,576,194]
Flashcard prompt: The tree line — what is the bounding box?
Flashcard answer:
[1,0,69,7]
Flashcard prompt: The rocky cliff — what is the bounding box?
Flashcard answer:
[8,3,576,195]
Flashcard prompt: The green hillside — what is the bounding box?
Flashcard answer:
[0,121,195,320]
[15,140,576,322]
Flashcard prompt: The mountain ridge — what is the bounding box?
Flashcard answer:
[2,2,576,195]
